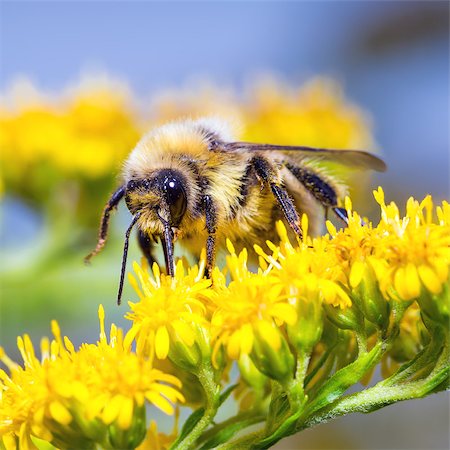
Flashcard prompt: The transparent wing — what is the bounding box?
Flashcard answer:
[223,142,387,172]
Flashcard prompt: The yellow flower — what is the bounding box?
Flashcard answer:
[242,77,373,151]
[0,76,140,204]
[211,242,296,357]
[256,218,352,310]
[126,258,213,361]
[0,306,184,450]
[136,420,177,450]
[373,188,450,301]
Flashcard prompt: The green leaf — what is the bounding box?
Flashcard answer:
[307,342,383,415]
[219,384,238,405]
[251,409,302,449]
[171,407,205,449]
[199,417,261,449]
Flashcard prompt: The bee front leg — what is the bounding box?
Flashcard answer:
[137,229,158,268]
[203,194,218,278]
[85,185,126,263]
[251,156,303,238]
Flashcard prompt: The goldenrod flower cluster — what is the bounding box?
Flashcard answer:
[110,188,450,447]
[0,306,183,450]
[3,188,446,449]
[0,77,140,210]
[1,73,448,447]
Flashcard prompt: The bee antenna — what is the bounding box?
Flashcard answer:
[117,213,140,305]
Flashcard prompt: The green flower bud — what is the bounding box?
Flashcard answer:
[324,303,363,331]
[169,324,212,373]
[108,404,146,450]
[287,297,323,353]
[250,323,295,383]
[350,260,390,330]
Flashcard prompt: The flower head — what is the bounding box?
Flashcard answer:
[0,306,184,450]
[373,188,450,302]
[126,258,213,362]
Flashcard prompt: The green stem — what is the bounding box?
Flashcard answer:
[216,429,265,450]
[299,339,449,432]
[172,363,220,450]
[286,350,310,408]
[355,329,368,355]
[199,411,266,446]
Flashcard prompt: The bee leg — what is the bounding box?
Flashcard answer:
[203,194,218,278]
[251,156,303,238]
[85,185,126,263]
[137,229,158,268]
[285,162,338,211]
[333,207,366,226]
[333,207,349,225]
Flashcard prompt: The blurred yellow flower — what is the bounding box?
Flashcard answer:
[242,77,373,150]
[0,76,139,177]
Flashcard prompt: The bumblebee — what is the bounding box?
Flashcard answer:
[85,118,386,304]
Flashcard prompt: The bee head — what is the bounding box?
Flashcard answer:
[125,169,188,228]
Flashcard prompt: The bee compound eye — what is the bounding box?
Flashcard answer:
[163,176,187,226]
[127,179,139,191]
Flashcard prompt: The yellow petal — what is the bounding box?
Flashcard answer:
[227,330,243,359]
[394,267,410,300]
[155,326,170,359]
[373,187,385,206]
[418,265,442,294]
[172,320,195,346]
[117,396,134,430]
[102,395,123,425]
[326,221,337,237]
[349,261,365,288]
[239,324,254,355]
[335,285,352,308]
[155,383,185,403]
[432,258,449,283]
[257,321,280,351]
[19,423,35,450]
[145,391,175,415]
[3,432,18,450]
[269,303,297,325]
[86,394,108,420]
[405,263,421,299]
[49,401,72,425]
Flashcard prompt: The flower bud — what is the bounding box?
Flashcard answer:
[349,259,390,330]
[287,296,323,353]
[324,303,363,331]
[108,404,146,449]
[250,322,295,383]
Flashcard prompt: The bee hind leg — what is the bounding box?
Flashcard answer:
[251,156,303,238]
